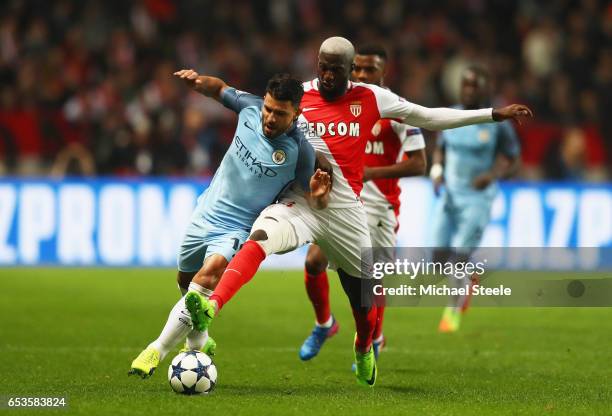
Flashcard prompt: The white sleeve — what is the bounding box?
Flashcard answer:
[389,121,425,152]
[373,86,494,130]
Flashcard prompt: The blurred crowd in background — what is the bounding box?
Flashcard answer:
[0,0,610,180]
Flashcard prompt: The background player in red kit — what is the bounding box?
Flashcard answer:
[183,37,533,387]
[298,44,427,363]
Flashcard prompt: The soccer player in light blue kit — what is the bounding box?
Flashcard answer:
[129,70,331,378]
[429,66,521,332]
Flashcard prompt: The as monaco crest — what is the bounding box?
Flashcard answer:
[349,103,362,117]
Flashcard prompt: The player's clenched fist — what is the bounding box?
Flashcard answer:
[492,104,533,124]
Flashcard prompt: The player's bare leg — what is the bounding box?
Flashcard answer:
[177,271,195,295]
[299,244,339,361]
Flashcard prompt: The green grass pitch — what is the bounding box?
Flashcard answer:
[0,268,610,415]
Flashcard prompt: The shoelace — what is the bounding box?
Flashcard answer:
[306,327,327,348]
[143,352,157,365]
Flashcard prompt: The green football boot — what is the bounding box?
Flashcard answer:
[354,335,377,387]
[184,291,216,332]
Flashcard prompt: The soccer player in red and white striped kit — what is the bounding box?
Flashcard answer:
[298,44,427,363]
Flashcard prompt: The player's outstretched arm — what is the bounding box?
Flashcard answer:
[306,169,332,210]
[173,69,229,102]
[405,103,533,131]
[376,87,533,130]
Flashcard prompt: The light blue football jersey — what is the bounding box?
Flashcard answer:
[194,87,315,231]
[438,107,520,198]
[431,111,520,250]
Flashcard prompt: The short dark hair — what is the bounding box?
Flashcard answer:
[356,44,388,61]
[266,73,304,107]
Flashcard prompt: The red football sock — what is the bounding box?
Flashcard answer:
[210,240,266,310]
[373,305,385,341]
[304,270,331,325]
[352,305,377,353]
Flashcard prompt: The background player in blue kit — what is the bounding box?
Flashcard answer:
[129,70,331,378]
[429,66,521,333]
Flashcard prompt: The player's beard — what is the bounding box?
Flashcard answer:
[319,79,348,101]
[262,117,290,140]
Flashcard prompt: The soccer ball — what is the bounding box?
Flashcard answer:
[168,351,217,395]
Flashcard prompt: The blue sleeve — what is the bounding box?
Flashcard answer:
[294,136,316,192]
[495,121,520,158]
[220,87,262,113]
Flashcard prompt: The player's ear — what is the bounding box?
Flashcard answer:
[293,106,301,121]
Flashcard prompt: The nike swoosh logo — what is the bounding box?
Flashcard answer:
[367,365,376,385]
[244,121,255,131]
[302,107,318,112]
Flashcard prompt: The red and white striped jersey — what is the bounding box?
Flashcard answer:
[299,79,419,207]
[298,78,492,207]
[361,119,425,215]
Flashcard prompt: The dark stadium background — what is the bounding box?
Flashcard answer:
[0,0,610,179]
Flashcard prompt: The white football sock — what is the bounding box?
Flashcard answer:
[185,281,214,350]
[188,281,214,297]
[149,296,193,359]
[187,329,209,350]
[316,315,333,328]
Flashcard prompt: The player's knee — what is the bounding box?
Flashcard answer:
[249,229,268,241]
[305,251,327,275]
